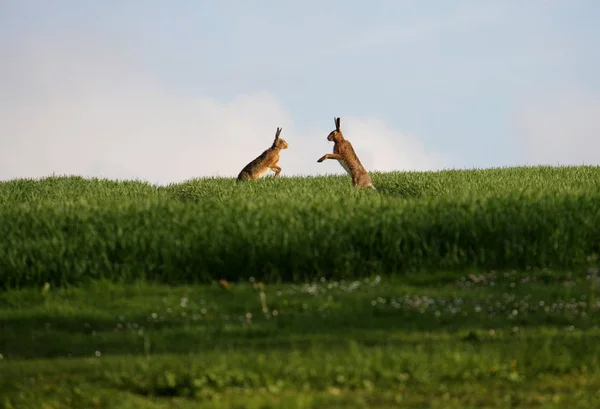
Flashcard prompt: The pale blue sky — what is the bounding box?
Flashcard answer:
[1,1,599,184]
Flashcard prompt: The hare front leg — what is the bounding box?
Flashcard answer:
[271,165,282,177]
[317,153,343,163]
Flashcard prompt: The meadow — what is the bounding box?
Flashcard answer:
[2,165,600,408]
[1,165,599,288]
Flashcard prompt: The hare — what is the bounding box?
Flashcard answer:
[237,127,289,181]
[317,117,375,189]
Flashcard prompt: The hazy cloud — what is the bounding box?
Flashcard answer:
[0,40,449,185]
[513,90,600,166]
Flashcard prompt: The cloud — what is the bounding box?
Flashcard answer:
[0,39,448,185]
[512,90,600,166]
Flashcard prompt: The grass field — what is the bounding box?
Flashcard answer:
[1,166,599,288]
[3,272,600,408]
[2,166,600,408]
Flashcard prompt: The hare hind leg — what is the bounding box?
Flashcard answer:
[237,171,251,181]
[355,173,375,189]
[254,167,272,179]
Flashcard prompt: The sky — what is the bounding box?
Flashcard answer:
[1,0,599,185]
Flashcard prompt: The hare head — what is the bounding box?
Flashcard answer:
[272,127,289,150]
[327,117,344,143]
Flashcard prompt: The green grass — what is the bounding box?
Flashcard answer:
[1,166,600,288]
[3,271,600,408]
[3,166,600,407]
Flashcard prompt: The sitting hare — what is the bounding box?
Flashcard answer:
[317,117,375,189]
[237,127,289,181]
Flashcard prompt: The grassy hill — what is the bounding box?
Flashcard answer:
[2,166,600,408]
[0,166,599,288]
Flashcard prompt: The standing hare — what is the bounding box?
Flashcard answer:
[317,117,375,189]
[237,127,289,181]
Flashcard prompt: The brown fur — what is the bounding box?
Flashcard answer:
[317,117,375,189]
[237,127,289,181]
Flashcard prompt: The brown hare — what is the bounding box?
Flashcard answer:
[317,117,375,189]
[237,127,289,181]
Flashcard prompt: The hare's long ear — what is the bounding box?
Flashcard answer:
[335,117,341,131]
[274,127,282,142]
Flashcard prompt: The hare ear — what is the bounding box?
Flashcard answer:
[275,127,282,141]
[335,117,341,131]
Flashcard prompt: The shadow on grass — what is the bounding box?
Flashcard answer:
[1,304,595,360]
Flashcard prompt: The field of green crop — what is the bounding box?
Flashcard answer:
[2,166,600,408]
[1,165,599,288]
